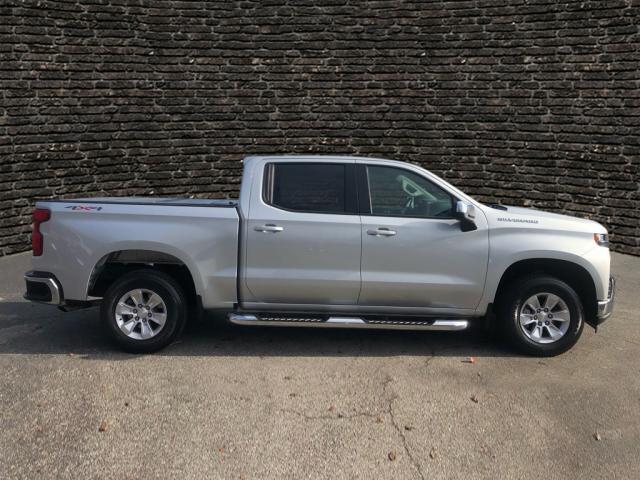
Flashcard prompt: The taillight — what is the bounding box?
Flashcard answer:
[32,208,51,256]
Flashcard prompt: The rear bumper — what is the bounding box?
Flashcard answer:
[24,271,63,305]
[596,276,615,323]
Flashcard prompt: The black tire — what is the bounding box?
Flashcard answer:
[101,269,187,353]
[497,275,584,357]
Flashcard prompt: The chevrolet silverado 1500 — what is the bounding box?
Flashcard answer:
[24,156,615,356]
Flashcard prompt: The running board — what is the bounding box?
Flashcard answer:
[228,314,469,331]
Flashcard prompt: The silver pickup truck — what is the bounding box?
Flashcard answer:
[24,155,615,356]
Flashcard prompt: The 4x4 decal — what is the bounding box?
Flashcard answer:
[64,205,103,211]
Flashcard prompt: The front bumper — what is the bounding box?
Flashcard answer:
[596,276,615,323]
[24,271,63,305]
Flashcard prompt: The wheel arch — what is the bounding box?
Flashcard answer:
[87,249,199,306]
[492,258,598,326]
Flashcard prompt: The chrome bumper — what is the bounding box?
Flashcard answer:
[24,271,63,305]
[596,276,615,322]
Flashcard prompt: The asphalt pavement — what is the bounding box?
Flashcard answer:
[1,251,639,479]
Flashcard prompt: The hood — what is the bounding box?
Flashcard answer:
[482,205,607,234]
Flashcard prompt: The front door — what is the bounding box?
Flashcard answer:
[243,161,362,306]
[358,164,489,312]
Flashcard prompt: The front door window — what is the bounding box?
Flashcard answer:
[366,165,454,218]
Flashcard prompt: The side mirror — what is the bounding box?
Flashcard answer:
[455,201,477,232]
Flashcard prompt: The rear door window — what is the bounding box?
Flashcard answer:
[265,163,352,214]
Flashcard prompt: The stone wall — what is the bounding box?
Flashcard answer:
[1,0,638,256]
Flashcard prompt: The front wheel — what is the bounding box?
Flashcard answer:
[101,270,188,353]
[498,275,584,357]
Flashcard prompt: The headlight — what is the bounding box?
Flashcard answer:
[594,233,609,247]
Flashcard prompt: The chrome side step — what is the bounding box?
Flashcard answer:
[228,314,469,331]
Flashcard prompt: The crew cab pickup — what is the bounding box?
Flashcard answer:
[24,156,615,356]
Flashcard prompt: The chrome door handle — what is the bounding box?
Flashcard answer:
[367,228,396,237]
[254,224,284,233]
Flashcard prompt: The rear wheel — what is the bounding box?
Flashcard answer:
[101,270,187,353]
[498,275,584,356]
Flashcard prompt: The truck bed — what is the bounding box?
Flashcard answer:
[33,197,240,309]
[44,197,238,208]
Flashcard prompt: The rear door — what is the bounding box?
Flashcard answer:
[358,163,489,311]
[243,161,362,306]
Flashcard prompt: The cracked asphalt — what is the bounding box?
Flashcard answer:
[1,251,639,479]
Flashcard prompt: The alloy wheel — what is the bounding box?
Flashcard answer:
[518,292,571,344]
[114,288,167,340]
